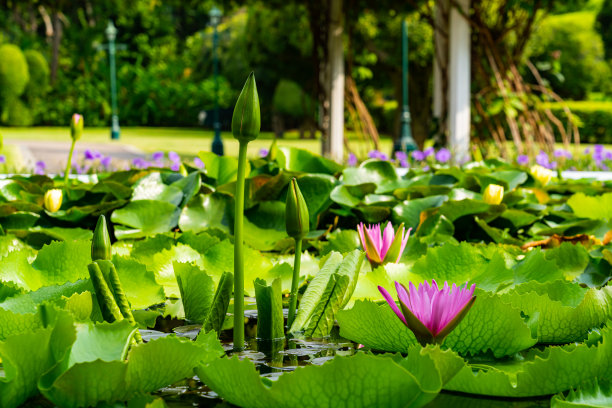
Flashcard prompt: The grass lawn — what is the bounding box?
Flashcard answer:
[1,127,394,159]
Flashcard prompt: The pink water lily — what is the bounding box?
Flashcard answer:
[357,222,410,266]
[378,280,476,346]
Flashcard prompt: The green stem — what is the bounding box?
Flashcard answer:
[233,141,248,350]
[287,238,302,330]
[63,139,76,187]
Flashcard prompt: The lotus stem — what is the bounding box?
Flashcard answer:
[287,238,302,329]
[233,140,248,350]
[63,139,76,187]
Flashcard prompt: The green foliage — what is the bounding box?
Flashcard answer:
[23,49,49,100]
[197,352,451,408]
[0,44,29,102]
[527,11,610,99]
[543,101,612,143]
[596,0,612,59]
[272,79,314,118]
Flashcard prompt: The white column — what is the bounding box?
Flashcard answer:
[432,0,447,119]
[328,0,344,163]
[448,0,471,164]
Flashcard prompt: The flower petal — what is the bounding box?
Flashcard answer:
[378,285,406,325]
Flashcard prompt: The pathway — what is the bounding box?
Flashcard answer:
[6,139,145,173]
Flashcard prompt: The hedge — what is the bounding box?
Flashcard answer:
[542,101,612,144]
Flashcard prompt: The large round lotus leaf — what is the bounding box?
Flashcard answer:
[111,200,180,239]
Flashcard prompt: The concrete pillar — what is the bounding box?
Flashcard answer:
[448,0,471,163]
[328,0,344,163]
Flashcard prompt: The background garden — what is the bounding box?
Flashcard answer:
[1,1,612,408]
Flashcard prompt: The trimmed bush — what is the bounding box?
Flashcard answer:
[5,99,33,126]
[596,0,612,59]
[542,101,612,144]
[24,49,50,99]
[0,44,29,101]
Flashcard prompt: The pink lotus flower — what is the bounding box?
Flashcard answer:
[378,280,476,346]
[357,222,410,266]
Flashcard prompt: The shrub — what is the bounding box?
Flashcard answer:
[5,99,33,126]
[272,79,314,119]
[596,0,612,59]
[542,101,612,144]
[526,12,610,100]
[0,44,29,101]
[24,49,50,99]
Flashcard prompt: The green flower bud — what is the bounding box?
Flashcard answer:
[92,214,111,261]
[285,178,309,240]
[71,113,84,141]
[231,72,260,143]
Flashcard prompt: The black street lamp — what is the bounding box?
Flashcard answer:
[210,6,223,156]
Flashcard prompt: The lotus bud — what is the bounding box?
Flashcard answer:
[92,215,111,261]
[44,189,63,212]
[231,72,260,143]
[70,113,84,141]
[531,165,554,186]
[267,139,278,161]
[285,178,309,240]
[483,184,504,205]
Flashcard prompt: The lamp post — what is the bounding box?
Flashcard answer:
[105,21,120,140]
[394,19,417,153]
[210,6,223,156]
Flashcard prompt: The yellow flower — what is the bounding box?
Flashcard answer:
[44,189,63,212]
[531,165,554,186]
[483,184,504,205]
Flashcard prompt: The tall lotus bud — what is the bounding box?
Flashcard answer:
[483,184,504,205]
[44,189,63,212]
[71,113,84,141]
[231,72,260,142]
[286,178,309,240]
[531,164,554,186]
[92,215,111,261]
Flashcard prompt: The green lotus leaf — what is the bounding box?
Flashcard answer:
[500,280,612,343]
[445,325,612,397]
[551,378,612,408]
[567,192,612,220]
[131,172,184,205]
[111,200,181,239]
[178,193,229,234]
[39,331,224,408]
[112,256,165,310]
[197,351,447,408]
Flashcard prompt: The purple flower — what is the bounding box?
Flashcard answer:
[259,148,269,158]
[536,151,549,168]
[378,280,476,346]
[347,153,358,166]
[84,149,95,160]
[435,148,451,163]
[194,157,205,169]
[395,151,408,161]
[132,158,149,169]
[168,151,180,163]
[411,150,425,161]
[517,155,529,165]
[584,147,591,155]
[101,156,112,168]
[399,159,409,168]
[170,162,180,171]
[368,150,382,159]
[35,161,46,175]
[152,151,164,161]
[605,151,612,160]
[423,147,435,157]
[378,153,389,161]
[0,155,5,164]
[553,149,571,159]
[595,144,604,153]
